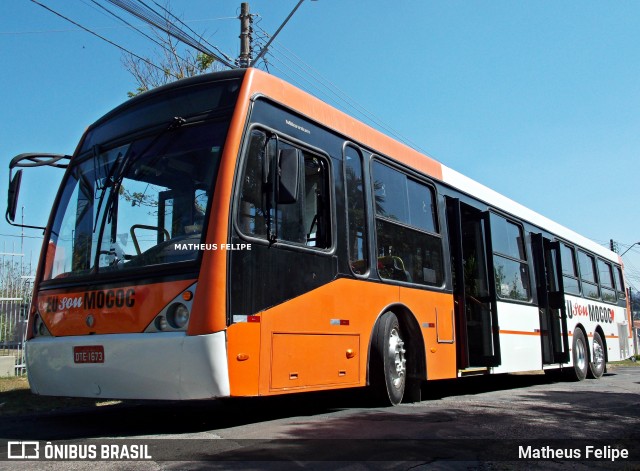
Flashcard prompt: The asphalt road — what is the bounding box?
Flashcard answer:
[1,366,639,470]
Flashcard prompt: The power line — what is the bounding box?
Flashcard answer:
[0,233,44,240]
[105,0,236,68]
[253,23,432,156]
[0,16,236,35]
[147,0,235,65]
[87,0,198,70]
[30,0,180,79]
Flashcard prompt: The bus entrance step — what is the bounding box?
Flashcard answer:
[459,367,490,377]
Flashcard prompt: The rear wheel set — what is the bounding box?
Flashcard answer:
[568,329,605,381]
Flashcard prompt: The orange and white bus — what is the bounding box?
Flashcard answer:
[7,69,634,405]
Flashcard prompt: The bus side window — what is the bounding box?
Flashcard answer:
[578,250,600,300]
[344,146,368,275]
[560,243,581,295]
[372,160,444,286]
[615,265,626,300]
[238,131,331,249]
[238,130,269,238]
[490,213,531,302]
[597,259,617,303]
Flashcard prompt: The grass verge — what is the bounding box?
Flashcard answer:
[0,376,121,416]
[608,355,640,368]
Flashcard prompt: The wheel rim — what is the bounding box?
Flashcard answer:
[593,339,604,369]
[388,327,406,389]
[576,337,587,371]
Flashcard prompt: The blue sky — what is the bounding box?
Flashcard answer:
[1,0,639,289]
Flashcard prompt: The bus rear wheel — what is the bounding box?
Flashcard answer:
[588,331,605,379]
[370,312,406,405]
[569,329,588,381]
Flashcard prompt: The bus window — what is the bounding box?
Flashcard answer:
[46,122,224,279]
[597,259,617,303]
[344,146,368,275]
[238,130,269,238]
[578,251,600,300]
[372,161,443,286]
[490,213,531,302]
[238,131,331,249]
[560,243,581,295]
[615,265,626,300]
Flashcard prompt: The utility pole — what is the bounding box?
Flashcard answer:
[630,288,638,357]
[238,2,252,68]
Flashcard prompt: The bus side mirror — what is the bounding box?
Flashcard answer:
[6,169,23,223]
[276,148,300,204]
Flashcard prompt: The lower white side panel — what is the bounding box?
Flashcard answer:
[493,302,542,374]
[26,332,230,400]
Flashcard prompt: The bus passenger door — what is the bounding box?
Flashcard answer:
[446,198,501,369]
[531,234,570,364]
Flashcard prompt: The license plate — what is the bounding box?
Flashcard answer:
[73,346,104,364]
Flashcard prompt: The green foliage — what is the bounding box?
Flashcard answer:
[123,31,222,98]
[196,52,216,71]
[120,4,227,97]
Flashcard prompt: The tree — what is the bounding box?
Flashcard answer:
[122,13,224,97]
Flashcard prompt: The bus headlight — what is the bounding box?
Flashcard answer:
[144,284,195,333]
[167,303,190,329]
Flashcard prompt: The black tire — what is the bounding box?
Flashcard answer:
[587,331,605,379]
[370,312,406,405]
[569,329,588,381]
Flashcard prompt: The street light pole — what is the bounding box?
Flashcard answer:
[620,242,640,257]
[250,0,309,67]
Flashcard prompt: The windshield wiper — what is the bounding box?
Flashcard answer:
[105,116,185,223]
[93,149,124,232]
[93,116,185,268]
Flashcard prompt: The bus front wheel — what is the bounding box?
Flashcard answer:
[370,312,406,405]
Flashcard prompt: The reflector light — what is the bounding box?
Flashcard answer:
[247,315,260,323]
[330,319,350,326]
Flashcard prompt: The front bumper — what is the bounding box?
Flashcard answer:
[26,331,230,400]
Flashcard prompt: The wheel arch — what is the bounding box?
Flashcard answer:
[366,303,426,385]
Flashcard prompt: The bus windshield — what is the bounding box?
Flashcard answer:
[44,119,228,280]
